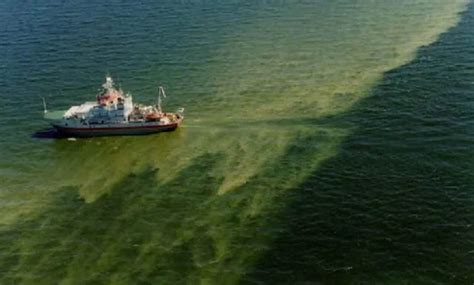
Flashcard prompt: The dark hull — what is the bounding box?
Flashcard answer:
[52,121,181,137]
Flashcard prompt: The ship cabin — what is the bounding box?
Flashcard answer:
[63,76,135,125]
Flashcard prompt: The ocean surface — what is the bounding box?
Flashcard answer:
[0,0,473,284]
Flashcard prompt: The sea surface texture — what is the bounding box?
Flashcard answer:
[0,0,473,284]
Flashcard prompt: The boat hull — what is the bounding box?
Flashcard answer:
[52,120,181,137]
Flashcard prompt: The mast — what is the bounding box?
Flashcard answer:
[40,96,48,113]
[157,86,166,114]
[102,76,114,91]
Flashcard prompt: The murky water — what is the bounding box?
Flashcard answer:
[0,0,472,284]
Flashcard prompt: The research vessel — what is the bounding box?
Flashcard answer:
[44,77,184,137]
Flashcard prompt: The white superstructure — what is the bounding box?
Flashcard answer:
[45,76,184,137]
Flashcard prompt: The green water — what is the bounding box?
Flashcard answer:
[0,0,473,284]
